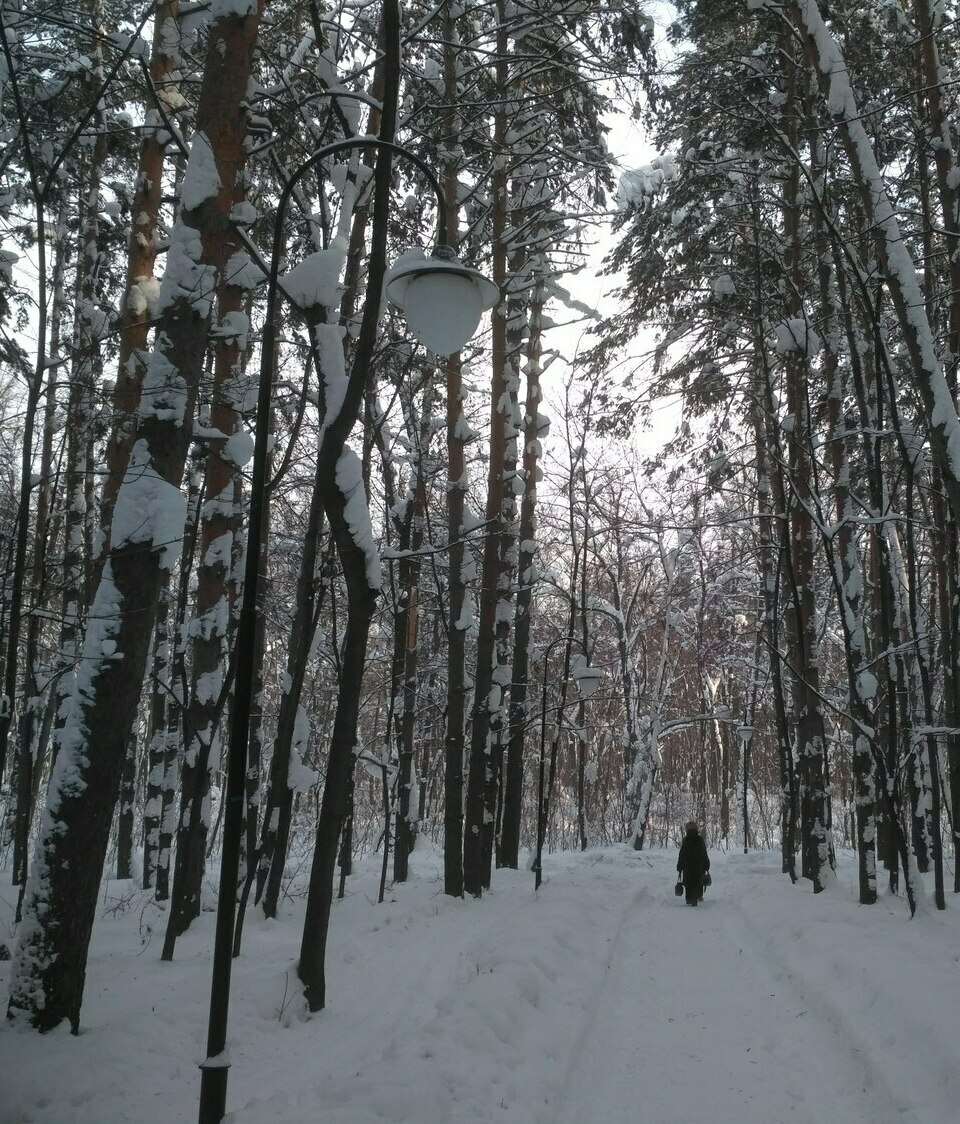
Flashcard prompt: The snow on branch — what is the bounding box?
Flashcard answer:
[773,317,821,356]
[335,447,381,591]
[616,154,678,209]
[281,237,347,311]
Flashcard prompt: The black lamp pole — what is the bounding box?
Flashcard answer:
[197,45,452,1124]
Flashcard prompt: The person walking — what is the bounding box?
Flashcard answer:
[677,820,710,906]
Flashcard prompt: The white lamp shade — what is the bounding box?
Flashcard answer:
[402,271,483,355]
[385,248,499,355]
[570,655,602,698]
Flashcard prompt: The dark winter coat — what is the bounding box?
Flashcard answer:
[677,829,710,904]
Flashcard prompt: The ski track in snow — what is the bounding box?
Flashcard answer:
[557,863,898,1124]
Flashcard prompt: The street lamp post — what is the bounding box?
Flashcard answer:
[533,637,601,890]
[197,85,497,1124]
[737,724,754,854]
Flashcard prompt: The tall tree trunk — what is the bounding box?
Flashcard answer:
[256,471,328,918]
[911,0,960,894]
[394,382,432,882]
[628,516,680,850]
[166,247,252,937]
[749,182,797,879]
[100,0,181,549]
[444,345,468,898]
[143,575,173,891]
[0,17,53,788]
[442,2,468,897]
[298,539,377,1010]
[463,1,510,897]
[500,294,546,867]
[817,209,878,905]
[8,1,267,1032]
[297,0,399,1011]
[779,46,830,890]
[232,434,273,955]
[17,194,71,822]
[835,255,918,913]
[116,732,138,879]
[258,32,392,915]
[9,195,69,889]
[15,10,111,888]
[258,142,380,918]
[158,458,203,905]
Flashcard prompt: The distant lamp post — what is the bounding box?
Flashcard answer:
[736,724,754,854]
[533,637,601,890]
[197,132,497,1124]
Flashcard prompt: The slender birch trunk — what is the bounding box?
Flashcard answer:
[0,19,50,788]
[11,215,68,845]
[603,544,644,847]
[628,525,681,849]
[143,574,173,891]
[256,444,328,917]
[814,198,878,903]
[9,197,69,890]
[232,423,273,953]
[481,255,523,884]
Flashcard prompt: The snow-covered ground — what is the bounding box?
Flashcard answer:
[1,845,957,1123]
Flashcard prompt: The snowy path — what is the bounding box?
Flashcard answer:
[3,846,959,1124]
[555,874,897,1124]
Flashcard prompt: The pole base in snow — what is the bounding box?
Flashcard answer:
[198,1061,229,1124]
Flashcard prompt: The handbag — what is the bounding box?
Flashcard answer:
[703,871,712,888]
[674,879,684,897]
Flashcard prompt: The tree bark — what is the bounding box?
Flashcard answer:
[442,1,468,897]
[779,43,830,890]
[9,192,68,888]
[99,0,181,549]
[143,575,173,891]
[463,0,510,897]
[297,0,399,1010]
[115,732,137,880]
[7,1,267,1032]
[394,381,432,882]
[500,294,546,867]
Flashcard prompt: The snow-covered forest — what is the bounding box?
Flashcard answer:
[2,0,960,1119]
